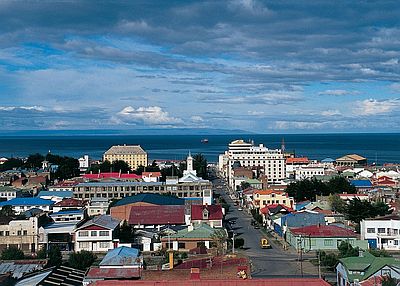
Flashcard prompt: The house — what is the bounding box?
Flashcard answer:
[336,154,367,167]
[360,215,400,250]
[128,205,186,229]
[336,251,400,286]
[275,210,326,237]
[253,190,294,211]
[48,181,78,192]
[84,246,142,285]
[134,229,162,252]
[39,210,85,251]
[142,172,161,182]
[37,190,73,203]
[0,260,47,279]
[87,197,110,216]
[0,215,41,253]
[245,179,263,189]
[161,223,226,252]
[190,205,223,228]
[83,172,142,181]
[0,198,54,214]
[74,215,121,252]
[110,193,185,222]
[52,198,88,213]
[0,186,22,200]
[15,265,85,286]
[286,224,367,252]
[338,193,369,202]
[350,180,374,193]
[261,204,293,227]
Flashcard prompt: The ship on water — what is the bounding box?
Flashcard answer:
[201,138,209,143]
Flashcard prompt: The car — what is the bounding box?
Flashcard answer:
[238,207,243,211]
[254,224,260,229]
[229,220,236,225]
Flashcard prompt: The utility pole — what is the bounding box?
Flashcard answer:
[232,233,236,254]
[318,250,321,279]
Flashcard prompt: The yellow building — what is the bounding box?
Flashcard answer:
[103,145,147,170]
[253,189,294,210]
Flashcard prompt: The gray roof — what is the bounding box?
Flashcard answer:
[77,215,120,231]
[104,145,146,155]
[99,247,140,266]
[0,261,45,279]
[282,211,325,228]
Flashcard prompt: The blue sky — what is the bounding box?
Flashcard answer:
[0,0,399,133]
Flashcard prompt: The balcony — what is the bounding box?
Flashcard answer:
[377,230,399,238]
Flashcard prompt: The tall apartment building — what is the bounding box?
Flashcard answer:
[103,145,147,171]
[220,139,285,187]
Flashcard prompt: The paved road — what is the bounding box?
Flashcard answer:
[212,177,320,278]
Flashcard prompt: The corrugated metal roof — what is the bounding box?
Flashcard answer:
[0,198,54,207]
[99,247,140,266]
[37,190,73,198]
[129,205,185,225]
[191,205,223,220]
[86,267,140,279]
[289,224,357,238]
[77,215,121,230]
[115,193,185,207]
[281,211,325,228]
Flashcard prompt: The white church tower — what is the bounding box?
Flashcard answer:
[183,152,197,176]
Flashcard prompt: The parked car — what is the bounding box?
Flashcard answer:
[238,207,243,211]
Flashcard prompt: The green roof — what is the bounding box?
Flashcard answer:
[246,179,262,184]
[169,223,225,239]
[339,252,400,282]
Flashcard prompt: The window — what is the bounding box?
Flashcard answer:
[91,231,97,237]
[0,231,3,236]
[79,231,89,237]
[178,242,186,249]
[99,231,109,236]
[5,231,9,236]
[99,242,110,249]
[367,228,375,233]
[23,230,27,235]
[395,240,399,246]
[324,239,333,246]
[17,230,21,235]
[79,242,89,249]
[378,228,386,233]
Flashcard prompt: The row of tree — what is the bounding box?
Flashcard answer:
[329,195,392,224]
[286,177,356,202]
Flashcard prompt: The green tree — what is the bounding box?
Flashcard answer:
[68,250,97,270]
[372,201,392,217]
[345,198,375,224]
[1,246,24,260]
[327,177,356,194]
[211,229,227,256]
[240,182,251,190]
[328,194,347,213]
[111,160,131,173]
[116,220,135,243]
[338,241,359,258]
[0,158,24,172]
[193,153,208,179]
[382,276,399,286]
[0,205,15,217]
[135,161,160,175]
[25,153,45,168]
[48,246,62,267]
[369,248,392,257]
[160,165,183,181]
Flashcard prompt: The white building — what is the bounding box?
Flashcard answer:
[0,187,21,200]
[87,197,110,216]
[361,215,400,250]
[74,215,121,252]
[295,166,325,180]
[221,139,285,187]
[79,155,90,171]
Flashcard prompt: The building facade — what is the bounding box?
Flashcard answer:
[360,215,400,250]
[103,145,148,171]
[253,190,294,210]
[0,216,39,253]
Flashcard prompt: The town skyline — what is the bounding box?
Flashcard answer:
[0,1,399,133]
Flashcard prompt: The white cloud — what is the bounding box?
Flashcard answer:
[190,115,204,122]
[117,106,183,125]
[247,111,264,116]
[0,105,46,112]
[353,98,400,115]
[321,110,341,116]
[318,89,359,96]
[390,83,400,92]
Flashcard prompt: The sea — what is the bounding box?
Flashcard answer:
[0,133,399,165]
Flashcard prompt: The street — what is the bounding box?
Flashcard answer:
[212,177,320,278]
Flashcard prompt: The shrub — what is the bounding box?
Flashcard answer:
[68,250,97,270]
[1,246,24,260]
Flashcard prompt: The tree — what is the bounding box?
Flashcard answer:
[48,246,62,267]
[193,153,208,179]
[327,177,356,194]
[382,276,399,286]
[111,160,131,173]
[328,194,347,213]
[369,248,392,257]
[25,153,45,168]
[373,201,392,217]
[0,205,15,217]
[1,246,24,260]
[135,161,160,175]
[240,182,251,190]
[68,250,97,270]
[0,158,24,172]
[160,165,183,181]
[211,229,227,256]
[338,241,359,258]
[116,220,135,243]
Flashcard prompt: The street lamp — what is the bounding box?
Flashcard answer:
[232,233,236,254]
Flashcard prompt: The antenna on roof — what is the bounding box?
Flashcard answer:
[281,138,285,154]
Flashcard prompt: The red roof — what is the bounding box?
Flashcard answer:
[86,267,141,279]
[129,205,185,225]
[92,278,331,286]
[260,204,293,215]
[83,172,141,179]
[54,198,87,207]
[286,157,309,164]
[142,172,161,177]
[290,225,357,238]
[191,205,223,220]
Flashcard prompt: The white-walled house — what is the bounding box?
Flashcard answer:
[74,215,121,252]
[361,215,400,250]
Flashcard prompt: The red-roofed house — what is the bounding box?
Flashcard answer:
[142,172,161,182]
[53,198,88,212]
[286,157,309,165]
[286,225,368,252]
[128,205,186,227]
[253,190,294,210]
[191,205,223,228]
[83,172,142,181]
[373,176,397,187]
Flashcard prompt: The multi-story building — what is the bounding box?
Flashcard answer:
[360,215,400,250]
[0,186,22,200]
[295,166,325,180]
[0,216,40,253]
[103,145,148,171]
[220,139,285,187]
[253,189,294,210]
[74,215,121,252]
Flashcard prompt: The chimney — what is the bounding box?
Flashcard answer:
[188,224,194,232]
[359,250,364,257]
[169,251,174,270]
[190,268,200,280]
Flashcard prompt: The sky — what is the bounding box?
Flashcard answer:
[0,0,399,134]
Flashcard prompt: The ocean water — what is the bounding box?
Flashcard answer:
[0,133,399,164]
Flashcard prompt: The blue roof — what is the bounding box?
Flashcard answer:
[295,201,311,211]
[100,247,140,266]
[50,209,84,216]
[321,158,335,163]
[282,211,325,228]
[114,193,185,207]
[37,190,73,198]
[350,180,373,187]
[0,197,54,206]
